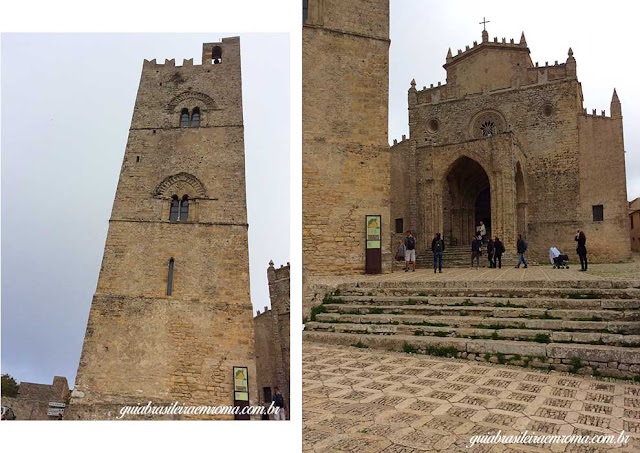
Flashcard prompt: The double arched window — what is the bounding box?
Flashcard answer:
[179,107,201,127]
[169,195,189,222]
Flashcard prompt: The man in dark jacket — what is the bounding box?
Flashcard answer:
[274,387,286,421]
[431,233,445,273]
[493,237,505,269]
[471,236,482,269]
[515,234,528,268]
[487,238,495,268]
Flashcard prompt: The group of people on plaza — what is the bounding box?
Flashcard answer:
[397,221,589,273]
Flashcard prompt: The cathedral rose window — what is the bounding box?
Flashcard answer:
[479,120,495,136]
[471,110,506,139]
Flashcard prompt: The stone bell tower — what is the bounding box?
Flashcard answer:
[69,37,257,419]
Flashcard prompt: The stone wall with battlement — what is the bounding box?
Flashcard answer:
[69,38,257,419]
[391,32,630,264]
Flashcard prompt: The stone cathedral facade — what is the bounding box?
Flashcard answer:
[391,29,630,263]
[68,38,258,419]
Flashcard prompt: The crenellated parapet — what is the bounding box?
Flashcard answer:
[410,40,579,106]
[141,37,238,71]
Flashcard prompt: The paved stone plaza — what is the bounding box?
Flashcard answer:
[303,343,640,452]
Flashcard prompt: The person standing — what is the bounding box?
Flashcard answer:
[471,235,482,269]
[273,387,286,421]
[515,234,528,268]
[395,240,406,263]
[431,233,445,274]
[477,221,487,244]
[404,231,417,272]
[575,230,588,271]
[486,238,495,268]
[494,237,504,269]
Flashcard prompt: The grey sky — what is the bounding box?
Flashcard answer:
[389,0,639,200]
[1,33,289,386]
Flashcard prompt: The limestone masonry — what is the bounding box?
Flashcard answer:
[68,38,257,419]
[254,261,291,418]
[303,0,392,275]
[391,28,630,264]
[303,0,631,275]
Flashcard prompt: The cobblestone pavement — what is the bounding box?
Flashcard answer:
[303,344,640,452]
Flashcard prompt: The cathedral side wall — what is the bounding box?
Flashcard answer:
[390,139,412,247]
[577,115,631,262]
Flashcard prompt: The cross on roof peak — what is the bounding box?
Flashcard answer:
[479,17,490,31]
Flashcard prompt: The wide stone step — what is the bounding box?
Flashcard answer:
[314,312,640,334]
[336,279,640,290]
[305,321,640,346]
[322,303,637,321]
[333,295,640,310]
[338,286,640,299]
[303,331,640,376]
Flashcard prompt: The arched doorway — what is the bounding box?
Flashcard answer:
[443,156,491,246]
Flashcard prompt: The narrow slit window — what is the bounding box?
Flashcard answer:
[167,258,174,296]
[180,195,189,221]
[169,195,180,221]
[180,108,189,127]
[191,108,200,127]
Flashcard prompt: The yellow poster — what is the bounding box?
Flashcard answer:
[366,215,381,249]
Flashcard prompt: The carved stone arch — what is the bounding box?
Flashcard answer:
[469,109,507,139]
[154,172,207,199]
[167,91,216,113]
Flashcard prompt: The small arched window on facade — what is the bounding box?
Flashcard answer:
[167,258,175,296]
[212,46,222,64]
[180,195,189,221]
[169,195,180,221]
[190,108,200,127]
[180,108,190,127]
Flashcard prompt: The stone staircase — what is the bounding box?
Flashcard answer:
[395,245,519,270]
[304,279,640,378]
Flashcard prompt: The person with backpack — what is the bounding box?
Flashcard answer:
[431,233,445,273]
[493,237,505,269]
[515,234,528,268]
[575,230,588,271]
[471,235,482,269]
[404,231,417,272]
[486,238,495,268]
[273,386,286,420]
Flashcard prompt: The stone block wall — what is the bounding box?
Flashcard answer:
[69,38,257,419]
[303,0,392,275]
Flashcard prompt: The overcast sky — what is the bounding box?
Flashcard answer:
[1,33,289,386]
[389,0,639,201]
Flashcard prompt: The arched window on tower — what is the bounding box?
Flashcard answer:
[191,108,200,127]
[169,195,180,221]
[180,195,189,221]
[167,258,175,296]
[180,108,190,127]
[212,46,222,64]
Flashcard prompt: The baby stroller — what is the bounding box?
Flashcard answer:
[549,247,569,269]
